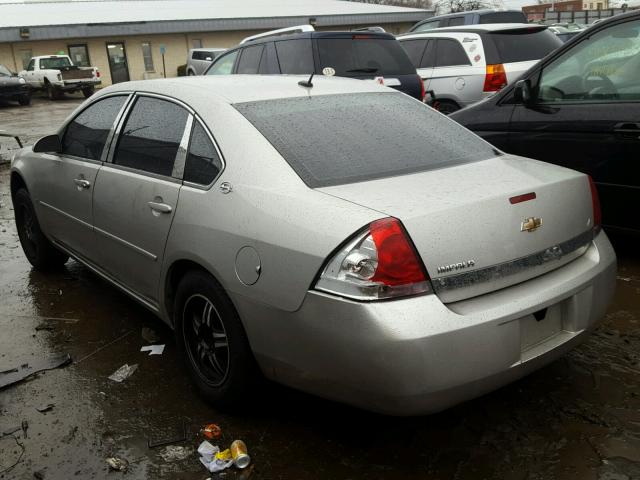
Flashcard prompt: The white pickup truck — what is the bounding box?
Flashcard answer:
[20,55,101,99]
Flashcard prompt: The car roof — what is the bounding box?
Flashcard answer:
[189,48,225,52]
[100,74,395,105]
[419,9,523,20]
[237,30,396,47]
[399,23,546,38]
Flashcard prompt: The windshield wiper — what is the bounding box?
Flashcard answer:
[346,67,379,73]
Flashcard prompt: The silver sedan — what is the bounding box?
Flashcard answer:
[10,75,616,415]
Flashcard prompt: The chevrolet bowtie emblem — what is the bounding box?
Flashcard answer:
[521,217,542,232]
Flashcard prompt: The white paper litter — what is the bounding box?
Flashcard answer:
[140,344,165,355]
[108,363,138,382]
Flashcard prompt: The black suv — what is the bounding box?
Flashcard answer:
[204,29,424,101]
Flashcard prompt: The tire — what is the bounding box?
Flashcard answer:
[18,95,31,106]
[436,100,461,115]
[82,87,94,98]
[46,82,61,100]
[174,270,258,407]
[14,189,68,270]
[187,70,195,76]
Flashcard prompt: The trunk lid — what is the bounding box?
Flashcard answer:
[318,155,594,303]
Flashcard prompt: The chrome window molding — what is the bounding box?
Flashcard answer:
[432,229,595,293]
[171,114,194,179]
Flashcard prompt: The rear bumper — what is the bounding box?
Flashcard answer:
[237,231,616,415]
[57,80,100,90]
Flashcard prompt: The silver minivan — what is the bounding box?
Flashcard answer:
[399,24,562,113]
[186,48,225,75]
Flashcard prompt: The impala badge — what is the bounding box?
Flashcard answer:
[521,217,542,232]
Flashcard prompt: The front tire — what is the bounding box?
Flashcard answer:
[174,271,258,407]
[18,95,31,106]
[436,100,461,115]
[14,189,68,270]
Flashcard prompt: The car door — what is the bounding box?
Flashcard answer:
[34,94,129,262]
[508,17,640,231]
[429,38,477,106]
[92,95,190,303]
[23,58,37,86]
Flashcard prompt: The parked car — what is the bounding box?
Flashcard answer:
[398,24,562,113]
[0,64,30,106]
[20,55,101,100]
[204,25,425,101]
[409,9,528,33]
[186,48,226,76]
[548,25,584,43]
[10,75,615,415]
[451,10,640,233]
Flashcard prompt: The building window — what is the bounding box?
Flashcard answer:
[68,44,90,67]
[141,42,154,72]
[597,2,602,7]
[192,39,203,49]
[19,49,32,70]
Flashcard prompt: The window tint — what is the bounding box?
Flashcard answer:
[414,21,439,32]
[400,39,428,68]
[62,95,126,160]
[274,39,314,74]
[184,122,222,185]
[193,50,217,61]
[479,12,527,24]
[235,93,497,188]
[435,39,470,67]
[113,97,188,176]
[237,45,264,74]
[316,38,415,76]
[206,50,238,75]
[485,29,562,63]
[421,40,436,68]
[447,17,466,27]
[538,20,640,103]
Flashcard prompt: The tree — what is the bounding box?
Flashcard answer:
[433,0,490,13]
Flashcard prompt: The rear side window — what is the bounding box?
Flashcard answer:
[479,12,527,24]
[62,95,126,160]
[413,20,439,32]
[113,97,188,176]
[435,39,470,67]
[206,50,238,75]
[274,39,314,74]
[446,17,466,27]
[237,45,264,74]
[184,122,222,185]
[485,29,562,63]
[234,92,498,188]
[192,51,217,61]
[316,38,415,76]
[400,39,428,68]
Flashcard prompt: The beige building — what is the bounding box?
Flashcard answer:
[0,0,429,86]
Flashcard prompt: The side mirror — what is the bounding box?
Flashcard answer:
[33,134,62,153]
[514,79,533,105]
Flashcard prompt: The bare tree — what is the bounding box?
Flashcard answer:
[433,0,490,13]
[348,0,434,9]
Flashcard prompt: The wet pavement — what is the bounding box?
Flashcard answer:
[1,97,640,480]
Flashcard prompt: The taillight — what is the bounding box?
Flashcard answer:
[483,64,507,92]
[315,218,432,300]
[96,70,101,78]
[418,75,425,101]
[588,176,601,233]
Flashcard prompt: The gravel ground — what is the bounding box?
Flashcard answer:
[1,96,639,480]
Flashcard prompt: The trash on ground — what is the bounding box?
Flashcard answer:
[36,403,54,413]
[159,445,192,462]
[230,440,251,469]
[198,440,233,473]
[141,327,160,343]
[200,456,233,473]
[617,276,632,282]
[140,345,165,356]
[0,353,72,389]
[198,440,219,462]
[108,363,138,382]
[147,419,187,448]
[201,423,222,440]
[216,449,232,461]
[106,456,129,472]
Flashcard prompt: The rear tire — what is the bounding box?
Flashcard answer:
[82,87,94,98]
[174,271,258,407]
[436,100,461,115]
[46,82,61,100]
[14,189,68,270]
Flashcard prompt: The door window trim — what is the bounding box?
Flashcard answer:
[57,92,134,165]
[182,115,227,191]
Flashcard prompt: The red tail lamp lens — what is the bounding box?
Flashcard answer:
[588,176,601,231]
[483,64,507,92]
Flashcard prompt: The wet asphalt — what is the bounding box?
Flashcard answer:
[1,96,640,480]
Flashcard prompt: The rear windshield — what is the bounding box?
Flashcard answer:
[316,38,415,76]
[40,57,72,69]
[234,93,498,188]
[479,12,527,24]
[486,29,562,63]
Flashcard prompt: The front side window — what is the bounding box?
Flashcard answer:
[236,45,264,74]
[435,39,470,67]
[113,97,188,176]
[414,21,439,33]
[184,121,222,185]
[141,42,154,72]
[206,50,239,75]
[538,19,640,103]
[235,92,498,188]
[62,96,127,160]
[274,39,314,74]
[26,59,35,71]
